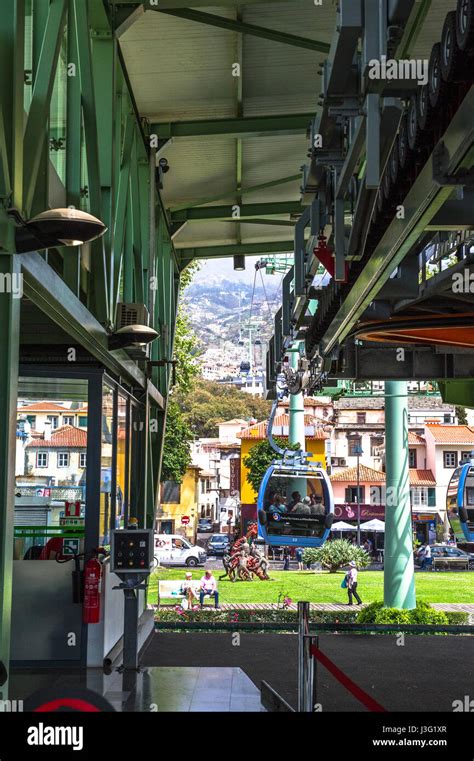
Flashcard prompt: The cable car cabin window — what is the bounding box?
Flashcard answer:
[467,487,474,506]
[262,472,328,539]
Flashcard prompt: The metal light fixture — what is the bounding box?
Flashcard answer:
[9,208,107,253]
[108,324,160,350]
[233,255,245,271]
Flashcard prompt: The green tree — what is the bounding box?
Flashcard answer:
[302,539,370,573]
[243,438,300,494]
[178,380,271,437]
[455,406,468,425]
[161,263,201,483]
[160,400,193,482]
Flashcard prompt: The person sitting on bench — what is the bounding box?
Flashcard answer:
[199,570,219,608]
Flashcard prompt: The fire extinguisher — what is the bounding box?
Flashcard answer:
[83,554,102,624]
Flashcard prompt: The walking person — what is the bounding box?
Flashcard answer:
[295,546,304,571]
[346,561,362,605]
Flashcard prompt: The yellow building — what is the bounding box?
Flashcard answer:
[237,413,329,505]
[157,465,201,541]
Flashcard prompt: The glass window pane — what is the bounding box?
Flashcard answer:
[115,395,128,529]
[100,383,114,545]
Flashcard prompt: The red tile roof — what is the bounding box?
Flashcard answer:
[26,425,87,448]
[237,413,329,440]
[330,465,386,482]
[425,425,474,444]
[408,432,425,445]
[330,465,435,486]
[409,469,436,486]
[18,401,67,413]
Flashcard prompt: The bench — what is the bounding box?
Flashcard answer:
[157,580,218,608]
[432,556,469,571]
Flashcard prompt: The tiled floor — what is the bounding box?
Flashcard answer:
[107,667,264,712]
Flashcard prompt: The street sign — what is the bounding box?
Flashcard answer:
[181,516,190,525]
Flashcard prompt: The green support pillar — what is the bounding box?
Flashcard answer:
[288,346,307,496]
[0,255,21,700]
[383,381,416,610]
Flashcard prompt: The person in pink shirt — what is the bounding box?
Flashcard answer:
[200,570,219,608]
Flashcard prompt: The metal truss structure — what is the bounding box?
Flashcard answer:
[264,0,474,405]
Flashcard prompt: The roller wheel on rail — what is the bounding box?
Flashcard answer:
[398,113,412,170]
[389,139,400,188]
[456,0,474,54]
[375,187,385,222]
[382,169,392,204]
[407,95,421,152]
[441,11,466,81]
[417,85,434,132]
[428,43,448,110]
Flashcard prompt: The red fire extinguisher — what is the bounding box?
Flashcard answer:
[83,555,102,624]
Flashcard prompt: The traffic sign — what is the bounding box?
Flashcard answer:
[181,516,190,525]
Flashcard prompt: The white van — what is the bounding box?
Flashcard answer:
[154,534,207,567]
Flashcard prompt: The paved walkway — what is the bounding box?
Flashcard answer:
[152,602,474,612]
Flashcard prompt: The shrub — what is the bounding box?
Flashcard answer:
[154,608,359,626]
[357,600,449,626]
[303,539,371,573]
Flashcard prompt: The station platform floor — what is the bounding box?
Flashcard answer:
[9,665,264,712]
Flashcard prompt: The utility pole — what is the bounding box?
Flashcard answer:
[384,381,416,609]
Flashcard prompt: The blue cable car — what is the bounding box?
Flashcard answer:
[447,455,474,542]
[256,386,334,548]
[257,460,334,548]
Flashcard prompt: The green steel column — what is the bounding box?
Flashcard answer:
[0,255,21,701]
[384,380,416,609]
[288,346,306,496]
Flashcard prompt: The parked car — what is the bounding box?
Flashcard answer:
[415,544,474,570]
[206,534,231,556]
[198,518,213,533]
[154,534,207,567]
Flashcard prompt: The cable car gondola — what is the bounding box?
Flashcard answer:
[447,453,474,542]
[256,376,334,548]
[240,360,251,373]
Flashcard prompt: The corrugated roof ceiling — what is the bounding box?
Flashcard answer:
[119,0,336,252]
[119,0,456,254]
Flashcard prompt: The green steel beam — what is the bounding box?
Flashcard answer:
[156,8,330,53]
[223,217,296,226]
[30,0,52,218]
[178,239,295,264]
[169,173,301,212]
[73,0,109,324]
[170,200,302,221]
[23,0,67,216]
[152,114,313,140]
[64,0,82,296]
[110,0,292,6]
[0,254,21,701]
[112,113,134,310]
[438,380,474,407]
[0,0,24,217]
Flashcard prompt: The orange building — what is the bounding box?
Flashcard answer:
[237,412,329,506]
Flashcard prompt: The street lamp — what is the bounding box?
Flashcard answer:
[353,443,363,546]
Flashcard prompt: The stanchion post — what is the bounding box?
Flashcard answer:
[297,601,310,711]
[312,634,319,712]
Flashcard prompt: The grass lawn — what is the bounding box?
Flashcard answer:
[147,568,474,605]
